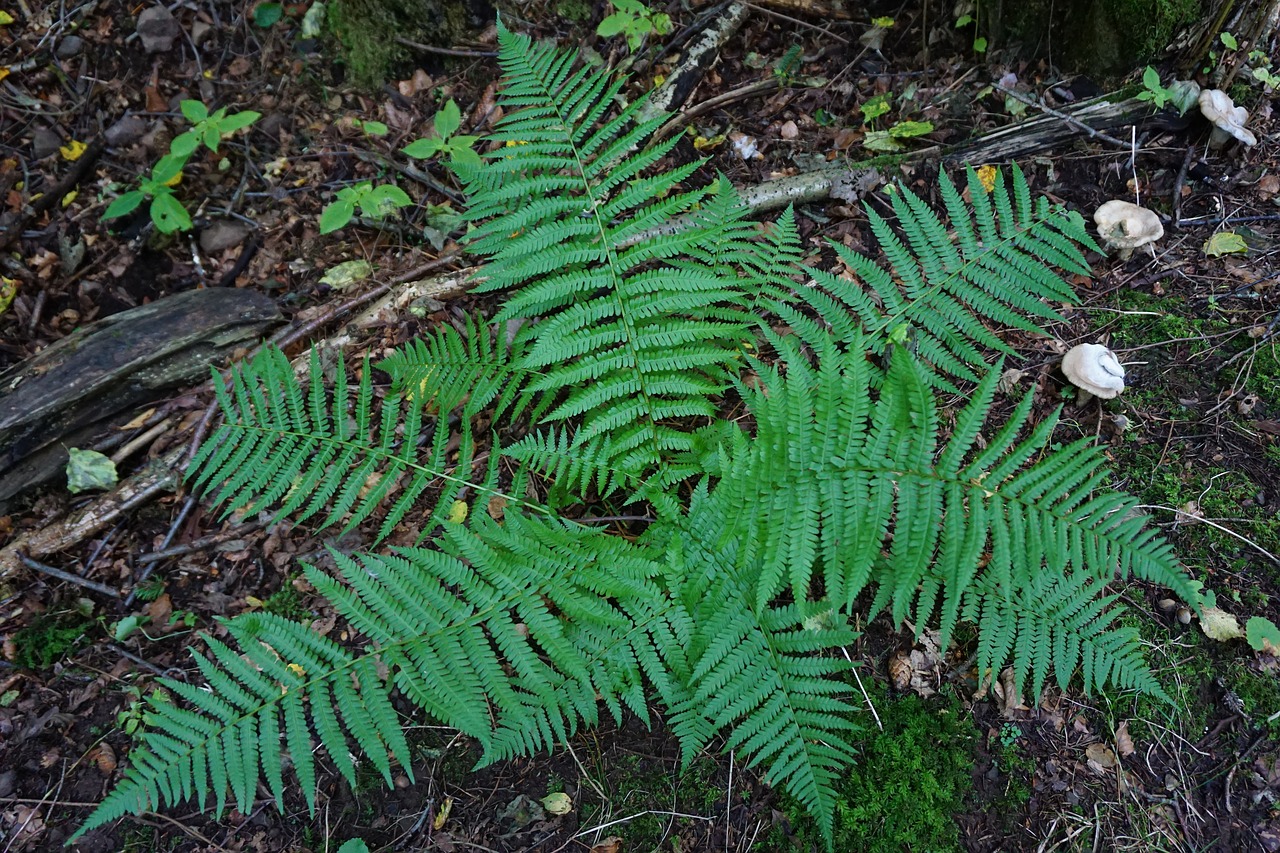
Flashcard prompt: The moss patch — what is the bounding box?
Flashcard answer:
[10,612,92,669]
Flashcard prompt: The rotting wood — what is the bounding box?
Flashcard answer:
[0,288,282,510]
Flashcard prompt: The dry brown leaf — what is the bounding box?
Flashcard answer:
[998,667,1030,717]
[147,593,173,628]
[590,837,622,853]
[1085,741,1117,771]
[1115,720,1135,757]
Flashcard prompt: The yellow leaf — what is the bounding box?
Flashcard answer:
[59,139,88,161]
[446,500,468,524]
[653,74,665,87]
[61,190,77,208]
[434,796,453,830]
[244,595,265,609]
[286,662,306,676]
[0,68,10,83]
[163,170,182,187]
[976,164,998,194]
[0,277,17,316]
[692,134,726,151]
[0,11,14,25]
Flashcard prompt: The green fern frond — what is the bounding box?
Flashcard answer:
[644,488,863,847]
[72,612,410,840]
[794,167,1096,389]
[462,26,756,485]
[715,338,1188,699]
[189,340,506,544]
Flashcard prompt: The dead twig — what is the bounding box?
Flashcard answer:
[16,552,121,598]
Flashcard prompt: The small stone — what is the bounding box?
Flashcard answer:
[56,36,84,58]
[199,221,254,254]
[191,20,213,47]
[779,120,799,140]
[137,5,182,54]
[32,128,61,159]
[0,769,15,798]
[105,115,148,147]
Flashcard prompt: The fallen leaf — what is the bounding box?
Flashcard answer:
[446,500,468,524]
[319,259,373,289]
[59,139,87,161]
[542,792,572,816]
[88,742,117,773]
[1085,741,1117,770]
[590,838,622,853]
[1203,231,1248,257]
[66,447,118,493]
[434,796,452,830]
[0,11,14,25]
[1115,720,1135,757]
[1200,606,1244,641]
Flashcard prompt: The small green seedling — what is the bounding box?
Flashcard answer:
[102,99,259,234]
[403,100,483,175]
[102,153,193,233]
[596,0,672,52]
[1135,66,1175,109]
[319,181,413,234]
[171,99,261,158]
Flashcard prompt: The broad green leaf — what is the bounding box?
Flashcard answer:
[596,13,630,38]
[434,100,462,139]
[170,131,200,158]
[217,111,261,134]
[103,191,146,220]
[363,184,413,219]
[1247,616,1280,653]
[860,93,891,123]
[862,129,902,151]
[403,138,445,158]
[889,120,934,138]
[1220,31,1238,50]
[357,120,389,136]
[151,152,187,185]
[180,99,209,123]
[319,259,374,288]
[319,200,356,234]
[1142,66,1161,91]
[253,2,284,27]
[150,192,193,233]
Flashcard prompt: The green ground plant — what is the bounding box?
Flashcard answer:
[75,25,1198,850]
[103,100,259,234]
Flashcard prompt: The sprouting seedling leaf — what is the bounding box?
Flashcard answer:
[434,99,462,139]
[67,447,118,493]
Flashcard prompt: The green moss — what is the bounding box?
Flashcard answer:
[579,753,722,850]
[767,691,975,853]
[328,0,474,87]
[11,612,92,669]
[261,577,310,620]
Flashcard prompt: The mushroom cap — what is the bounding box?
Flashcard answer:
[1198,89,1257,146]
[1093,200,1164,253]
[1062,343,1125,399]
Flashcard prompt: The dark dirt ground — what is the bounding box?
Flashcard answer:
[1,0,1280,850]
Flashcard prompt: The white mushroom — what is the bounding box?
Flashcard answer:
[1093,200,1164,259]
[1062,343,1125,402]
[1198,89,1257,148]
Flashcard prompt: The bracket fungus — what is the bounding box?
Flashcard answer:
[1062,343,1125,402]
[1198,88,1257,148]
[1093,200,1164,259]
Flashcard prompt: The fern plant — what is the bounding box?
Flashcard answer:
[76,24,1197,850]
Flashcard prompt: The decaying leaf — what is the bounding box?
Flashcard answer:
[541,792,572,816]
[1085,741,1117,771]
[1200,606,1244,641]
[66,447,118,493]
[1114,720,1135,757]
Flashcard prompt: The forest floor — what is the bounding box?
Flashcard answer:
[1,1,1279,851]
